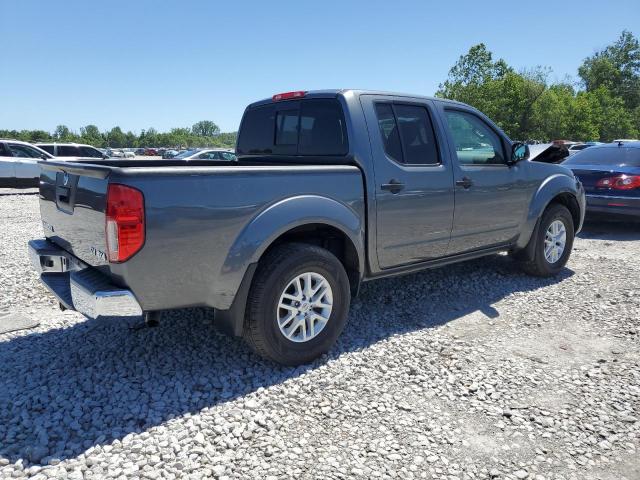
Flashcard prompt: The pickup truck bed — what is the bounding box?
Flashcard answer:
[36,158,364,315]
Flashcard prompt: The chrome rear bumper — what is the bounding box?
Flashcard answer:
[28,239,143,318]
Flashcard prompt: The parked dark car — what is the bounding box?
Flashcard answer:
[144,148,157,156]
[28,89,585,365]
[563,141,640,219]
[134,148,146,155]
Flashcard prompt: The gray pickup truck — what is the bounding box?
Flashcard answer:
[29,89,585,365]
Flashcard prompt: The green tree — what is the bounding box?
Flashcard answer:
[589,87,639,141]
[106,126,126,148]
[578,30,640,110]
[54,125,76,142]
[192,120,220,137]
[79,124,103,146]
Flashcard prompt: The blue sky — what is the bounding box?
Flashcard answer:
[1,0,638,133]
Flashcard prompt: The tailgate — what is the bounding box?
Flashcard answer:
[38,161,112,271]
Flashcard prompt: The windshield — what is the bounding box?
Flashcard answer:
[563,146,640,167]
[174,149,199,159]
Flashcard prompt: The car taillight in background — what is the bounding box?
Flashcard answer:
[272,91,307,101]
[595,175,640,190]
[105,184,145,262]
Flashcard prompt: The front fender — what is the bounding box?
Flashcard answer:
[516,173,583,249]
[214,195,365,310]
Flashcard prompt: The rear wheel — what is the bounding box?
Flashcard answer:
[518,203,575,277]
[244,243,351,365]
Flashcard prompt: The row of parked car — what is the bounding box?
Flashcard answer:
[0,140,237,188]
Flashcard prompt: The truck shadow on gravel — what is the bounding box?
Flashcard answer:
[0,254,572,466]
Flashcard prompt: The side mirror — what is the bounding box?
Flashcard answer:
[510,142,529,165]
[103,154,109,159]
[40,154,48,160]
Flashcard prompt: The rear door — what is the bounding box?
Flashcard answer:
[438,106,529,254]
[361,95,455,268]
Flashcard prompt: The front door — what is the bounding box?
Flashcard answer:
[439,107,529,254]
[361,95,455,269]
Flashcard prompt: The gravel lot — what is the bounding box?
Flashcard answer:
[0,190,638,480]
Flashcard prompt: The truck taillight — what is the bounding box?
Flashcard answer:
[105,184,145,262]
[596,175,640,190]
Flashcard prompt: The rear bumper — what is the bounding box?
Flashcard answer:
[586,194,640,218]
[28,239,143,318]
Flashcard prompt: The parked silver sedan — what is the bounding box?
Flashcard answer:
[0,140,55,188]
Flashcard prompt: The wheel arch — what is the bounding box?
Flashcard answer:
[215,195,364,336]
[516,174,583,250]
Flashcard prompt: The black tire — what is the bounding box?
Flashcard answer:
[244,243,351,366]
[518,203,575,277]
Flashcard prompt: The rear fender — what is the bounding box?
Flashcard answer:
[214,195,364,335]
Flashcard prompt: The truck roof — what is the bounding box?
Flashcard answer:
[247,89,468,109]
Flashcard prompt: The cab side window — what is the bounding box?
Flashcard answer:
[374,103,440,165]
[444,110,505,165]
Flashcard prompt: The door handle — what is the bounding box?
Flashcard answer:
[381,179,405,194]
[456,177,473,189]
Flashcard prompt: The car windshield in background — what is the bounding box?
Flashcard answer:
[563,146,640,167]
[174,149,199,159]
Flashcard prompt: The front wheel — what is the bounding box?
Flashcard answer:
[518,203,575,277]
[244,243,351,366]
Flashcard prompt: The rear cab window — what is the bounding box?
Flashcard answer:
[237,98,348,157]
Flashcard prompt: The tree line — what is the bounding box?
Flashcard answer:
[436,30,640,142]
[2,31,639,146]
[0,120,237,149]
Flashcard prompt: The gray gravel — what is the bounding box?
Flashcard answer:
[0,190,639,480]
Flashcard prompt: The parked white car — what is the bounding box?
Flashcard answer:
[35,143,106,159]
[0,140,55,188]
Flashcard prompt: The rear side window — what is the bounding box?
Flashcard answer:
[38,145,55,155]
[375,104,403,162]
[79,146,102,158]
[57,145,80,156]
[374,103,440,165]
[237,99,348,156]
[0,143,10,156]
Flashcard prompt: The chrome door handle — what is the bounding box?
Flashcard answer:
[456,177,473,189]
[381,179,405,194]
